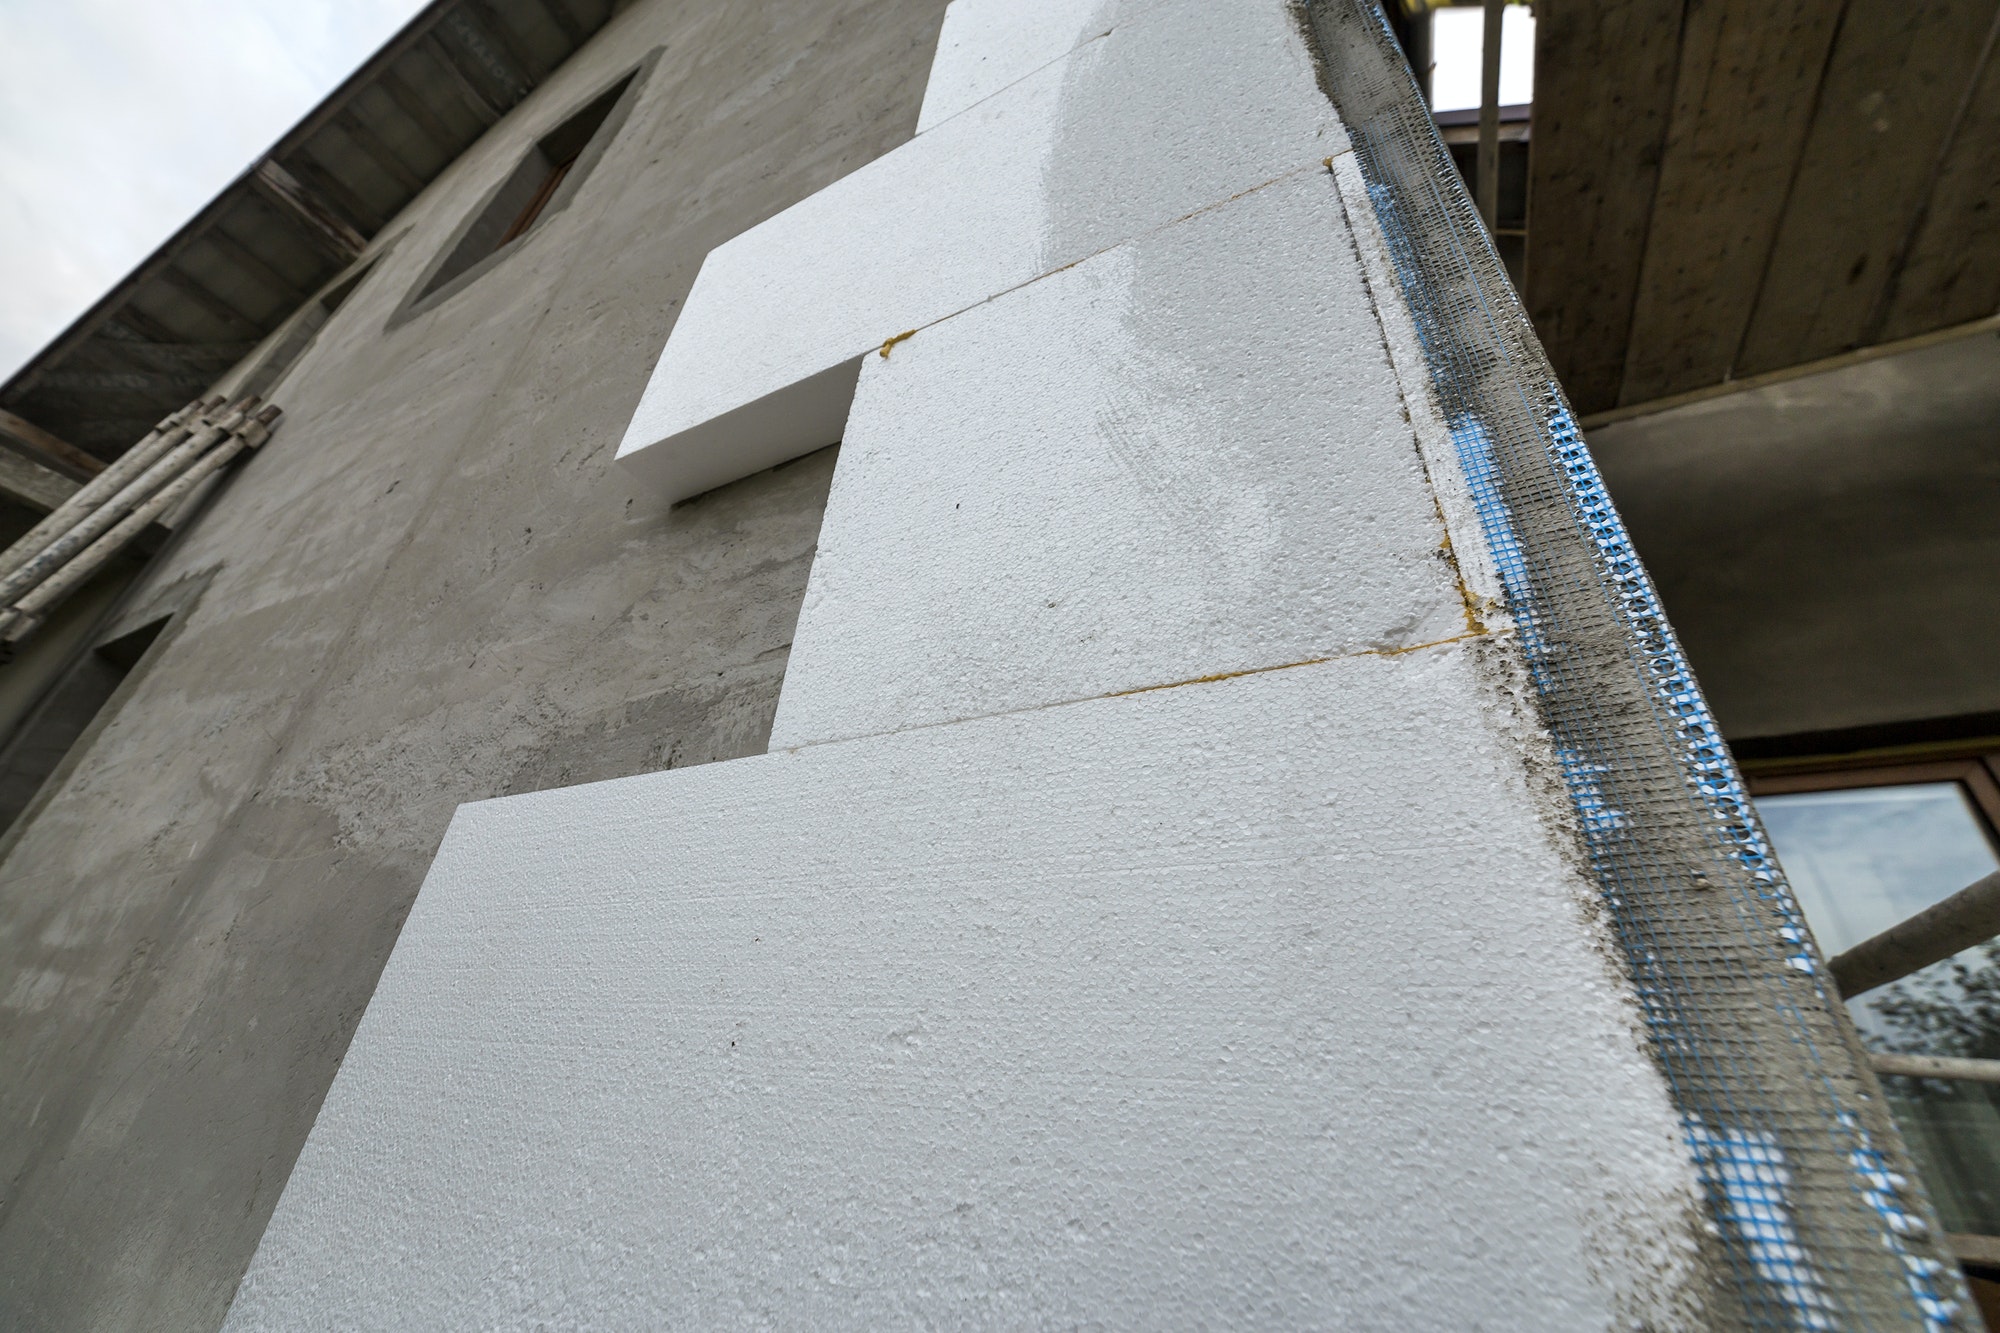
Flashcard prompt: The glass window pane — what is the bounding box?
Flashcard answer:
[1757,783,1998,958]
[1756,780,2000,1235]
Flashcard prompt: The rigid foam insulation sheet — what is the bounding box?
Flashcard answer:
[1302,1,1963,1327]
[230,655,1709,1329]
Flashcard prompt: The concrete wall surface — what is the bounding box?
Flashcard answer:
[1591,332,2000,745]
[0,2,947,1329]
[228,1,1712,1326]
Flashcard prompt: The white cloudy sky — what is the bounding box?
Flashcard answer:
[0,0,428,381]
[1430,4,1535,111]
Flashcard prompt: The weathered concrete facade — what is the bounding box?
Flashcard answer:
[0,3,945,1328]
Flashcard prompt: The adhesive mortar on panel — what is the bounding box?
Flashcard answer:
[768,169,1466,748]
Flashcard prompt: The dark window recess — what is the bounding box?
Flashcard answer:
[0,617,167,833]
[414,70,636,302]
[239,259,375,401]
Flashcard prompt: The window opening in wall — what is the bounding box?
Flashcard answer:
[239,258,377,401]
[411,67,639,306]
[0,615,168,834]
[1427,2,1534,111]
[497,148,581,248]
[1751,752,2000,1305]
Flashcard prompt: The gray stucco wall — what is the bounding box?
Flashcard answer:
[0,3,944,1328]
[1591,332,2000,751]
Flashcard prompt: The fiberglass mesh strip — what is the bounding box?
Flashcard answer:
[1300,2,1967,1326]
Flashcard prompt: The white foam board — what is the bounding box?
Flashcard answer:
[768,170,1468,749]
[915,0,1172,133]
[614,0,1345,502]
[225,651,1701,1330]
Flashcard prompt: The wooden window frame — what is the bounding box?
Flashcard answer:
[1749,753,2000,840]
[1747,747,2000,1272]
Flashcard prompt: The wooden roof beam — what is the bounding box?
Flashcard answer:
[155,267,263,336]
[538,0,588,48]
[199,227,312,306]
[0,448,81,513]
[379,64,463,150]
[423,31,506,122]
[283,152,387,236]
[439,8,531,105]
[252,160,367,264]
[0,408,107,478]
[464,2,543,88]
[105,307,184,346]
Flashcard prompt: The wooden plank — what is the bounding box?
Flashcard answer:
[536,0,588,47]
[1580,309,2000,427]
[199,225,313,304]
[439,9,532,107]
[1734,0,2000,376]
[252,160,367,262]
[1522,0,1686,417]
[154,267,263,336]
[422,31,506,122]
[379,63,466,153]
[1616,0,1848,406]
[0,448,79,513]
[0,409,106,478]
[464,1,545,87]
[105,306,183,346]
[282,150,387,236]
[1878,15,2000,340]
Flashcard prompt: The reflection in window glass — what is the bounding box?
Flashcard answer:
[1757,781,2000,1235]
[1760,784,1999,957]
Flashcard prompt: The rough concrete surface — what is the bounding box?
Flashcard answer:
[0,2,947,1329]
[1590,332,2000,744]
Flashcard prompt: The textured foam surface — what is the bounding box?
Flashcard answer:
[614,0,1343,500]
[225,652,1700,1330]
[915,0,1171,133]
[769,171,1466,748]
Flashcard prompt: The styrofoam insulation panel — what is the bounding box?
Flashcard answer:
[915,0,1173,133]
[224,652,1704,1330]
[222,0,1963,1323]
[768,170,1469,749]
[613,0,1345,502]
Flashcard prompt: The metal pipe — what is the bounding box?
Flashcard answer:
[1476,0,1503,232]
[0,402,255,611]
[1869,1052,2000,1085]
[1830,869,2000,998]
[0,396,218,584]
[0,408,280,640]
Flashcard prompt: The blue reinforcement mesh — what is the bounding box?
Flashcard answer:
[1302,2,1967,1327]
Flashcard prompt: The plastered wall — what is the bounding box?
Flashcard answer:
[228,1,1713,1326]
[0,3,949,1330]
[1590,333,2000,749]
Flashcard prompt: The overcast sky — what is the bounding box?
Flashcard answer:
[1430,5,1535,112]
[0,0,428,382]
